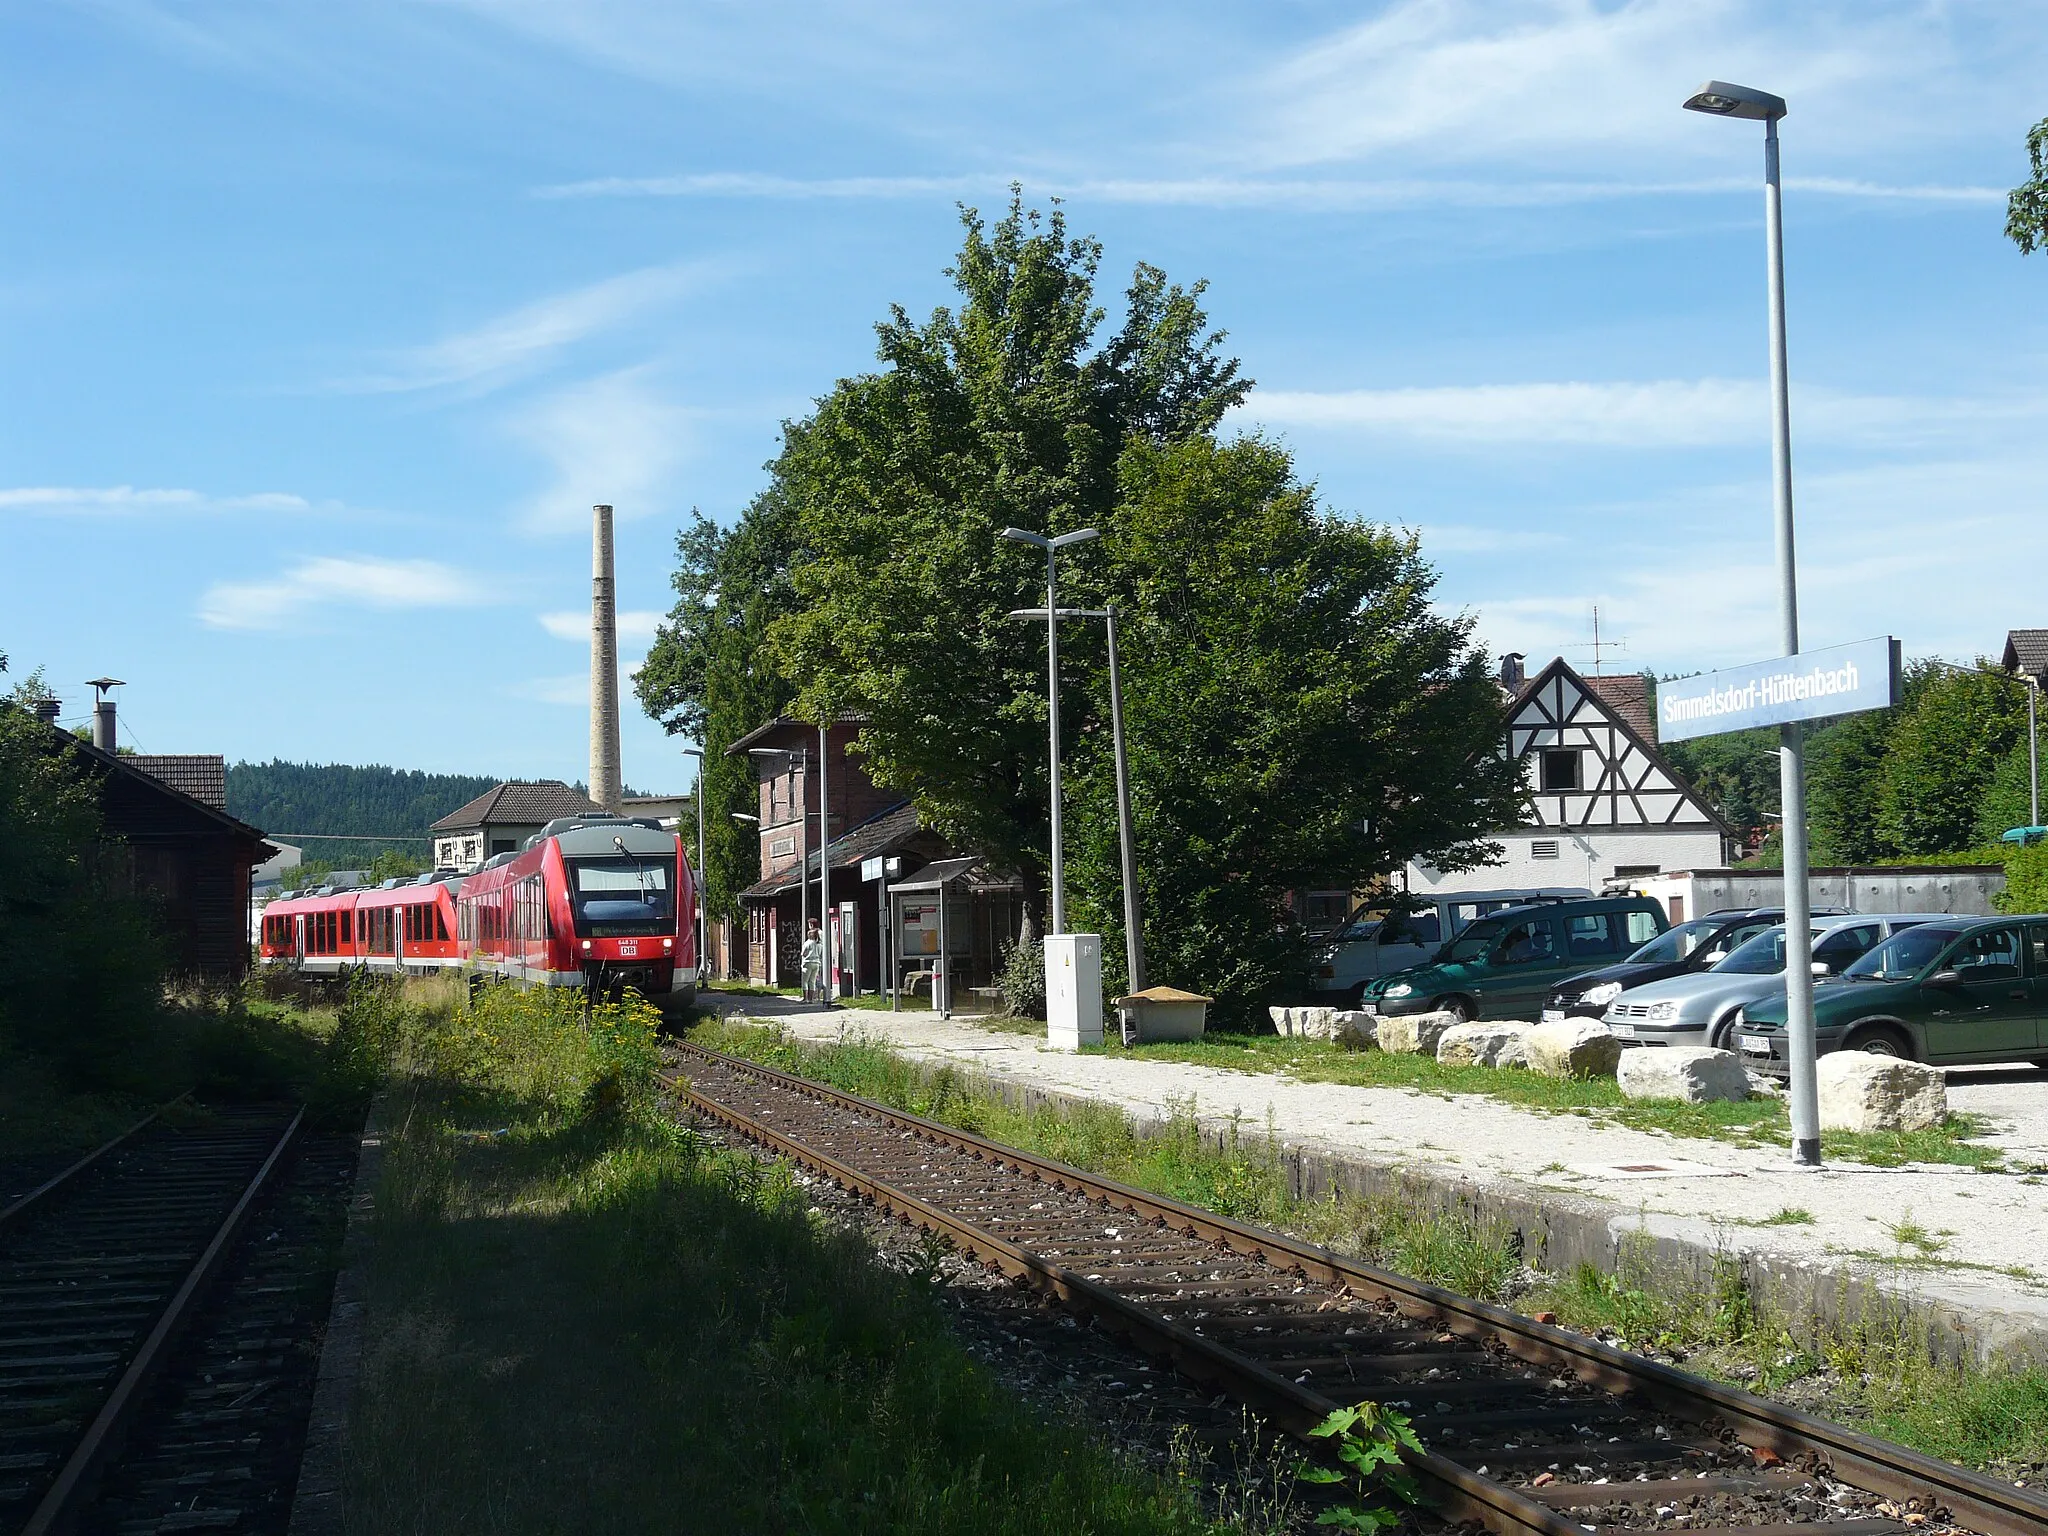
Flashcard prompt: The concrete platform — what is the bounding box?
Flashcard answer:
[705,993,2048,1365]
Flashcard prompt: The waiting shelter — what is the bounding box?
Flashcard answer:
[885,856,1025,1015]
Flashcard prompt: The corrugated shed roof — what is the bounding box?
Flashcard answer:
[2003,629,2048,681]
[1581,673,1654,740]
[429,780,600,832]
[130,754,226,810]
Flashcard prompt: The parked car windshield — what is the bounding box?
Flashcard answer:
[1712,927,1798,974]
[1441,917,1505,964]
[1624,918,1722,965]
[1842,925,1961,980]
[1334,918,1381,943]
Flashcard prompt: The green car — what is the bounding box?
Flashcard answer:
[1360,896,1667,1024]
[1735,914,2048,1073]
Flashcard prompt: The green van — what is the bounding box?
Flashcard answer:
[1359,895,1668,1023]
[1735,914,2048,1072]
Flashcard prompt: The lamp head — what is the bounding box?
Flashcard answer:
[1682,80,1786,121]
[1050,527,1101,549]
[999,526,1047,547]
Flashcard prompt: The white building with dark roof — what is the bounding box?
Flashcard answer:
[1407,657,1738,898]
[429,780,601,870]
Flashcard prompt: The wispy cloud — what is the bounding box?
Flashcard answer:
[0,485,312,515]
[537,169,2002,210]
[335,262,709,395]
[537,608,664,643]
[198,555,486,630]
[1242,380,2048,449]
[509,673,590,707]
[514,367,692,533]
[1238,0,2035,176]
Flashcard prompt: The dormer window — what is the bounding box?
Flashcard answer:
[1539,748,1582,792]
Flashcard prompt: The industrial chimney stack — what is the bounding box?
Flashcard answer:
[588,504,623,813]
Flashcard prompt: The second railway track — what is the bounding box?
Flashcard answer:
[668,1041,2048,1536]
[0,1102,303,1535]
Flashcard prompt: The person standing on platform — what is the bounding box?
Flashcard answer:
[801,920,824,1004]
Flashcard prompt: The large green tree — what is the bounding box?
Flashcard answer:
[1878,664,2026,855]
[751,197,1522,1007]
[635,492,800,927]
[2009,115,2048,254]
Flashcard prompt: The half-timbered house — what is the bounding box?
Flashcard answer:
[1407,657,1738,897]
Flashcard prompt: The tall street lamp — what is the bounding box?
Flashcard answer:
[681,747,709,982]
[1000,525,1099,933]
[1684,79,1822,1166]
[747,745,811,995]
[1010,605,1145,994]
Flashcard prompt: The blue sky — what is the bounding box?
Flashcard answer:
[4,2,2045,795]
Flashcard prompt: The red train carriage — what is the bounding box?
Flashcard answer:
[457,815,696,1005]
[257,874,464,977]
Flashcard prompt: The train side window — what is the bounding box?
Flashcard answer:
[341,911,351,945]
[436,907,448,942]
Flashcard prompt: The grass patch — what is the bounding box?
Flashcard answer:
[698,1020,2048,1481]
[0,977,382,1167]
[1065,1031,2007,1168]
[347,985,1239,1534]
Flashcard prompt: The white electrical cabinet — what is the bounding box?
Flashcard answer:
[1044,933,1103,1050]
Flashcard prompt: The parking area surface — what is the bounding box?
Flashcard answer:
[706,993,2048,1350]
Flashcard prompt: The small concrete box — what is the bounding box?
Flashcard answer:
[1045,933,1104,1050]
[1115,985,1212,1043]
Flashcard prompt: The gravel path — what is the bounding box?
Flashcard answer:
[704,993,2048,1354]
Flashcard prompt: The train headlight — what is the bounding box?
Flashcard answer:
[663,937,673,950]
[581,939,592,952]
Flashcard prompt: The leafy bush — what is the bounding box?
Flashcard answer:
[0,693,167,1086]
[420,983,662,1120]
[1997,841,2048,915]
[995,933,1045,1019]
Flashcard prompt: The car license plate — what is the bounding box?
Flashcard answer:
[1540,1008,1564,1023]
[1740,1035,1772,1055]
[1608,1022,1635,1040]
[1356,1002,1377,1016]
[619,941,639,957]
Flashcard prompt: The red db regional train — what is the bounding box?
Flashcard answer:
[258,813,697,1005]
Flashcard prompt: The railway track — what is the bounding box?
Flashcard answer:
[668,1042,2048,1536]
[0,1102,303,1535]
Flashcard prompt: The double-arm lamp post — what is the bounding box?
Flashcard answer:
[999,526,1099,934]
[1009,603,1146,994]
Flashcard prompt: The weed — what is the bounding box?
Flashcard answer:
[1884,1212,1950,1259]
[1760,1207,1816,1227]
[1296,1400,1424,1532]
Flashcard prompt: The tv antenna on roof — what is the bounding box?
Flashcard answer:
[1568,607,1628,676]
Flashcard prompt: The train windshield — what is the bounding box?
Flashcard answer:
[568,857,675,933]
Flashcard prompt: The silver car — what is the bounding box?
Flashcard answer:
[1600,914,1931,1051]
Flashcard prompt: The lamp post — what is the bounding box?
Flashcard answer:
[682,747,708,980]
[1010,604,1145,995]
[747,743,812,996]
[999,526,1099,932]
[1684,79,1821,1166]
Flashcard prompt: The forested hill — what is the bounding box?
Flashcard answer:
[226,761,500,860]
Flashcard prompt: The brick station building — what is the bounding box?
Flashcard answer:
[728,717,1023,1000]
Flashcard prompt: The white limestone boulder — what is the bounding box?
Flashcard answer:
[1331,1010,1378,1048]
[1526,1018,1624,1078]
[1435,1021,1532,1068]
[1817,1052,1947,1132]
[1617,1046,1750,1104]
[1375,1010,1459,1055]
[1269,1006,1337,1039]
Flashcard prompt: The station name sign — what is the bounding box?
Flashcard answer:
[1655,636,1900,743]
